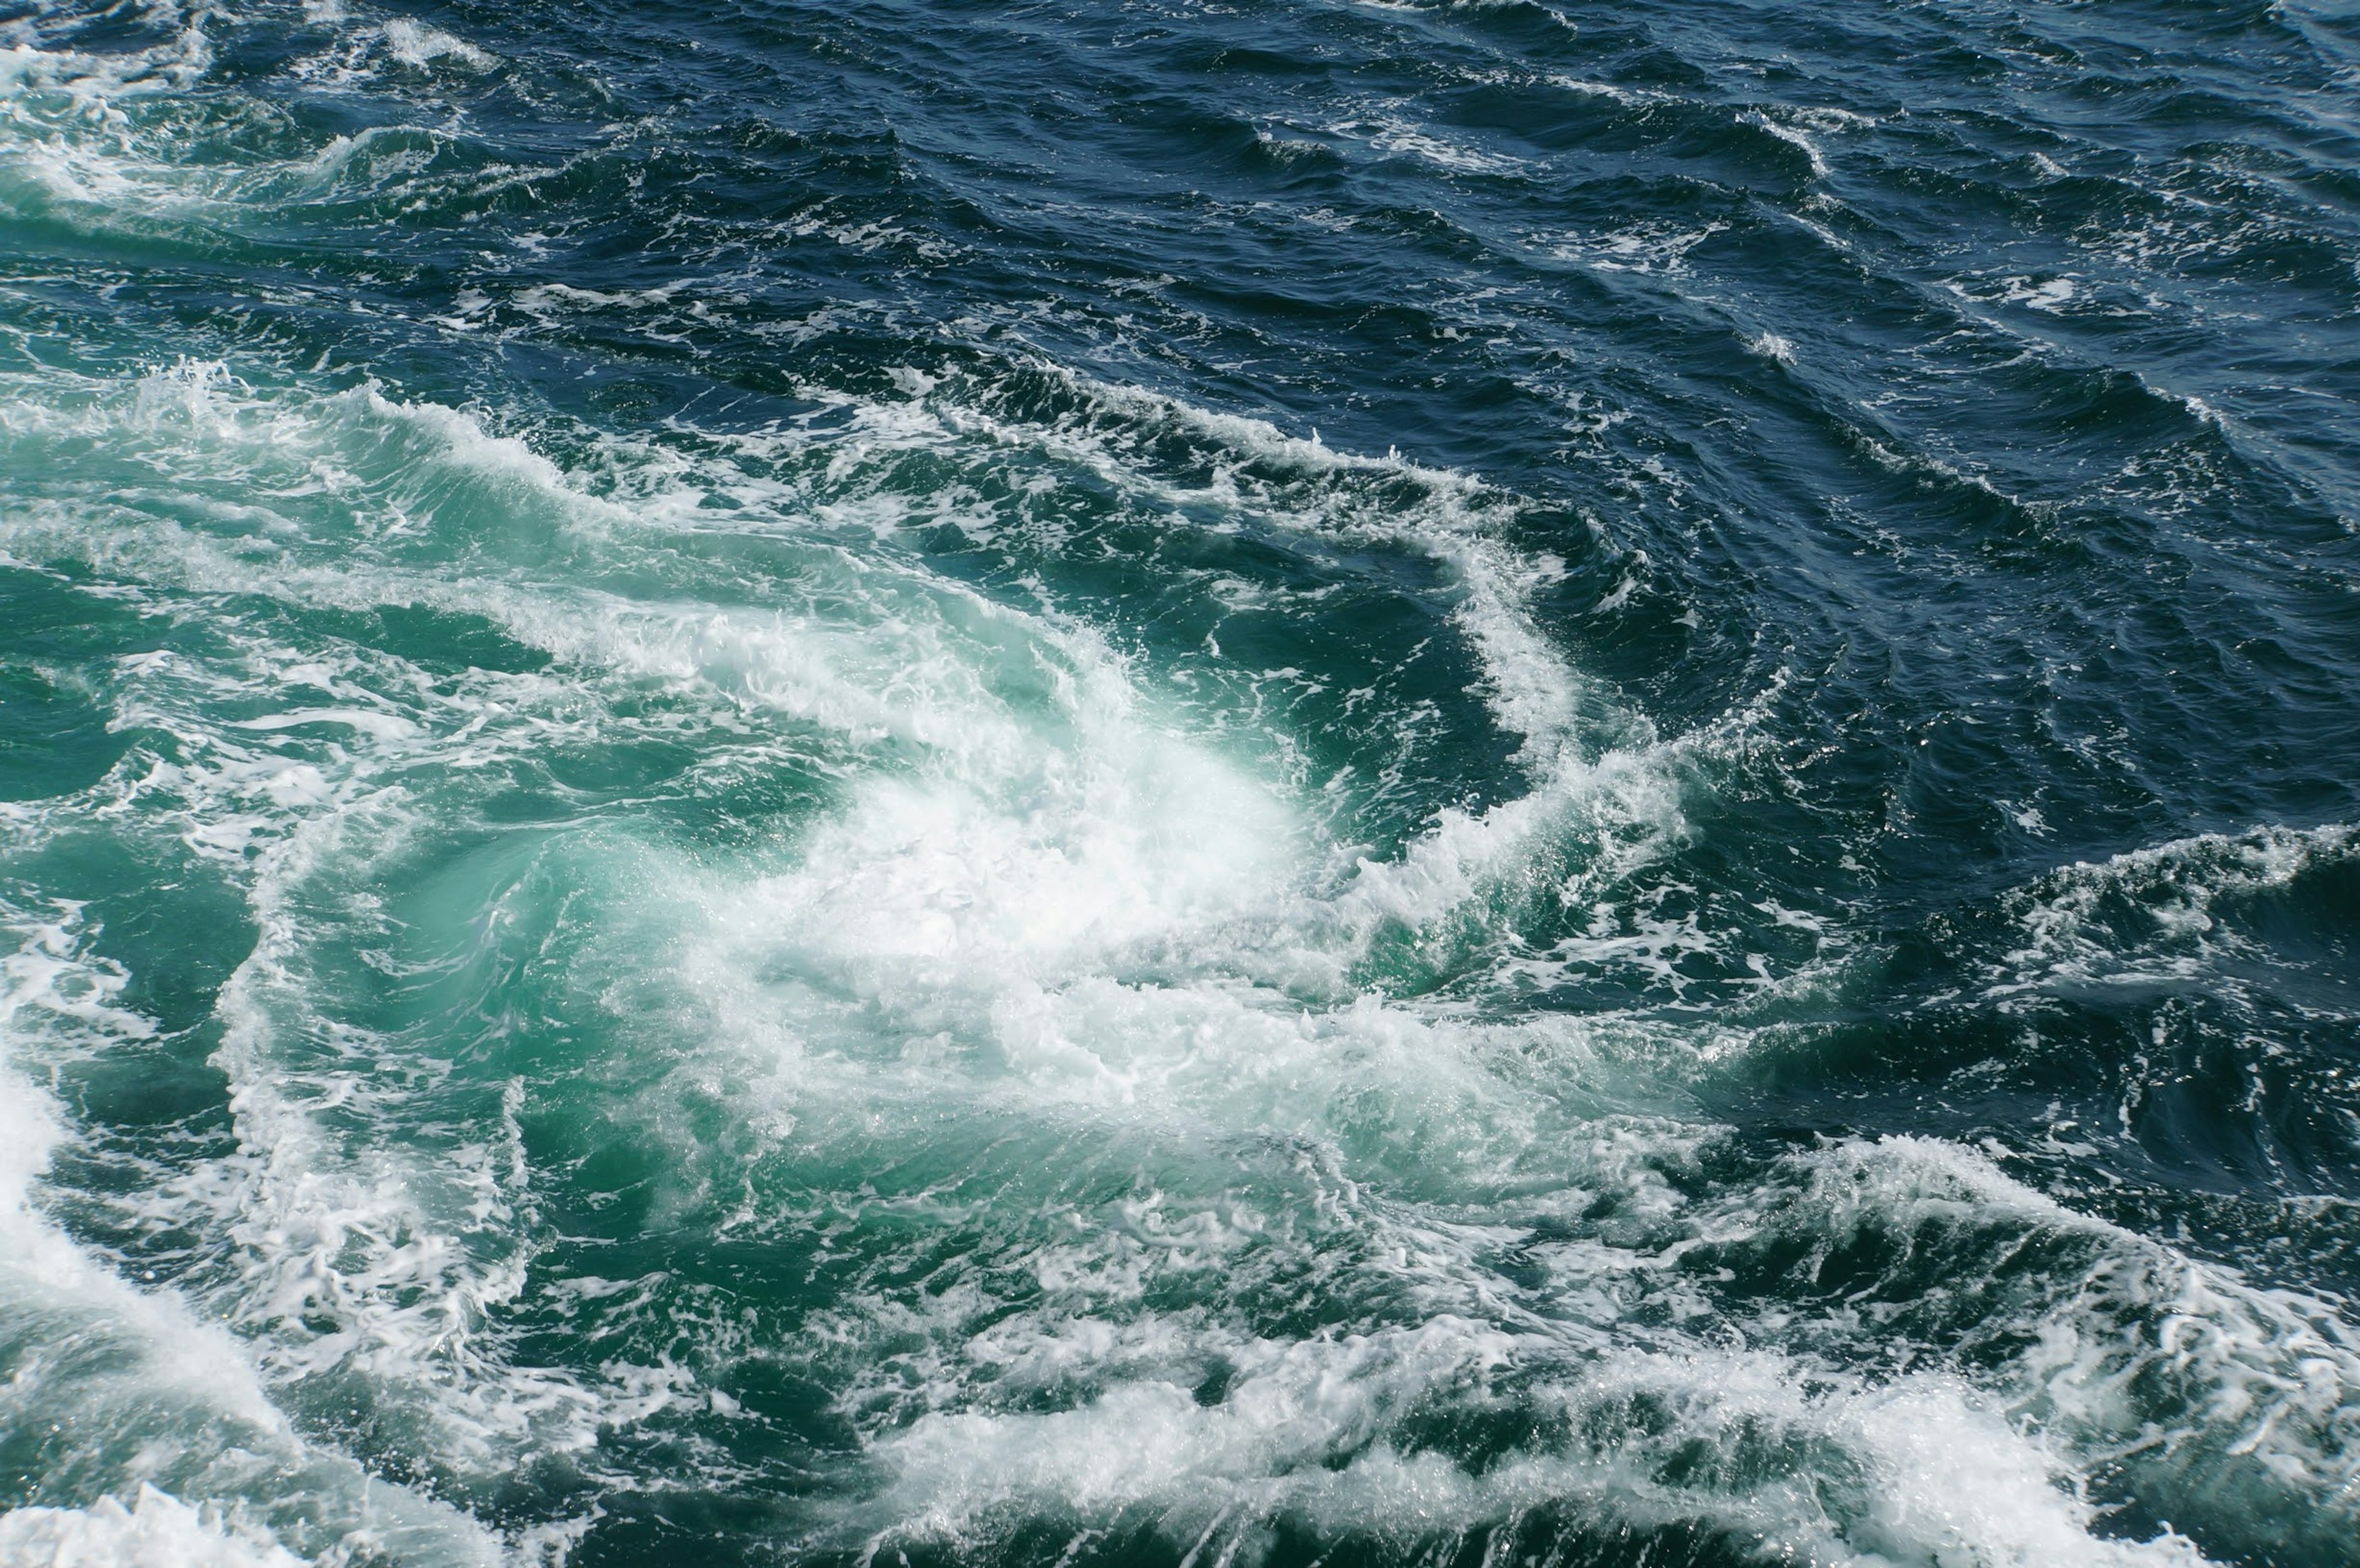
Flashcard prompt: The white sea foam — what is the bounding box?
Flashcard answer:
[0,11,535,252]
[830,1132,2327,1567]
[0,1486,305,1568]
[856,1311,2217,1568]
[1952,274,2083,315]
[1544,74,1669,109]
[0,356,1332,1490]
[0,372,765,1476]
[789,370,1783,1034]
[202,795,616,1467]
[0,906,287,1440]
[1544,219,1729,277]
[0,304,2334,1568]
[0,13,212,106]
[1743,112,1830,179]
[0,906,508,1567]
[0,20,259,245]
[1991,821,2356,997]
[1737,1137,2360,1537]
[0,348,1726,1118]
[1351,116,1524,174]
[380,18,497,73]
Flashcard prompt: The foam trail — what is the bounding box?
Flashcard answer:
[803,366,1751,984]
[0,128,2343,1562]
[0,906,506,1567]
[855,1327,2216,1568]
[1782,1139,2360,1529]
[0,1487,305,1568]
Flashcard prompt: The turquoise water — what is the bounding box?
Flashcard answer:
[1,1,2357,1564]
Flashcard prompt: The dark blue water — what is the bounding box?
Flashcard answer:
[1,1,2357,1564]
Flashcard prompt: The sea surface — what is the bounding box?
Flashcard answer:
[1,1,2358,1564]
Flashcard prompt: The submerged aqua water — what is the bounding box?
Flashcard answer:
[1,1,2357,1564]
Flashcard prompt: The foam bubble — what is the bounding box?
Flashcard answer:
[852,1314,2216,1568]
[0,906,508,1567]
[1995,823,2355,993]
[6,211,2311,1568]
[1748,1137,2360,1549]
[1742,112,1831,179]
[0,1486,305,1568]
[380,19,497,73]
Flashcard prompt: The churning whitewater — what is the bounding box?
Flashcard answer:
[1,1,2357,1565]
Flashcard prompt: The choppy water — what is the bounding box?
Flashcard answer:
[1,1,2358,1564]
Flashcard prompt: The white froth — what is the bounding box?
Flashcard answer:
[1743,112,1831,179]
[0,909,509,1568]
[0,213,2336,1568]
[1780,1137,2360,1532]
[0,1486,305,1568]
[1995,822,2355,996]
[0,908,286,1440]
[859,1320,2218,1568]
[380,19,497,73]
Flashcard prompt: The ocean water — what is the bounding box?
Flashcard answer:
[1,0,2357,1564]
